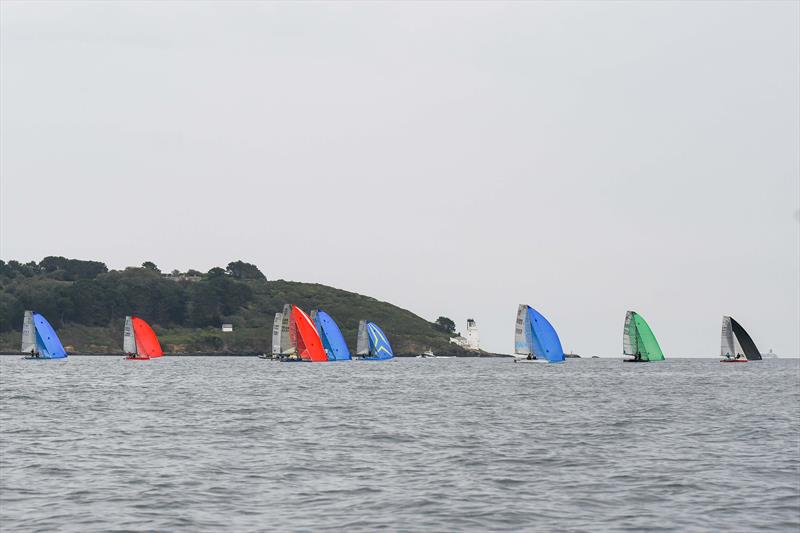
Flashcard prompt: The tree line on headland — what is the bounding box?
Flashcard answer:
[0,257,469,355]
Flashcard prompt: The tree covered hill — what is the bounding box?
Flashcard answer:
[0,258,471,355]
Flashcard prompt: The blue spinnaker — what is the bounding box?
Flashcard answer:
[33,313,67,359]
[315,310,351,361]
[526,306,564,363]
[363,322,393,360]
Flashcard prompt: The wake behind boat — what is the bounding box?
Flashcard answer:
[21,310,67,360]
[720,316,762,363]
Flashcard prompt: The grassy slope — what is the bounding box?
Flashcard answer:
[0,279,472,356]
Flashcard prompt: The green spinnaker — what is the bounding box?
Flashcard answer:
[631,313,665,361]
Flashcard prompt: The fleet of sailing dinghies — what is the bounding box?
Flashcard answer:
[21,310,67,359]
[268,304,394,362]
[124,316,164,360]
[270,304,327,362]
[15,305,774,363]
[513,304,565,363]
[623,311,665,362]
[355,320,394,360]
[720,316,762,362]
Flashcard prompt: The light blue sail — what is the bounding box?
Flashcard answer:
[314,310,351,361]
[362,322,394,360]
[33,313,67,359]
[526,306,564,362]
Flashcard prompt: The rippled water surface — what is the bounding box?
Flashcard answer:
[1,357,798,532]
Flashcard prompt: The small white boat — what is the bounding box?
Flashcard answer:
[417,349,436,358]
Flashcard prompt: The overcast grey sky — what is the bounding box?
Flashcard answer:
[1,1,798,356]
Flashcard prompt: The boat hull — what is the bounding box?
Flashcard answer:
[514,359,550,364]
[623,359,651,363]
[720,359,748,363]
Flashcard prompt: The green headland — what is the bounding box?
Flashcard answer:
[0,257,478,356]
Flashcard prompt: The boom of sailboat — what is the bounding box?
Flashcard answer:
[15,307,773,363]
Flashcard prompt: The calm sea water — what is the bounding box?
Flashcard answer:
[1,357,798,532]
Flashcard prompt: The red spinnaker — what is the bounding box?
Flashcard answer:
[291,306,328,362]
[132,317,164,358]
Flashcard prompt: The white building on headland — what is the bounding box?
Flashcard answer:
[450,318,480,351]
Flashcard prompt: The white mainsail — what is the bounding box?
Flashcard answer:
[356,320,369,356]
[21,310,35,353]
[271,312,283,356]
[123,315,136,354]
[280,304,296,355]
[623,311,637,356]
[720,316,742,357]
[514,304,530,356]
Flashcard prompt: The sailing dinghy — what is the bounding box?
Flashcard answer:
[124,316,164,360]
[258,311,283,359]
[312,309,351,361]
[354,320,394,361]
[720,316,762,363]
[279,305,328,362]
[513,304,565,363]
[622,311,665,362]
[21,310,67,359]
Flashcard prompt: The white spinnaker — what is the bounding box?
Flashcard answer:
[271,312,283,356]
[280,304,296,355]
[123,316,136,354]
[356,320,369,356]
[21,310,35,353]
[514,304,530,356]
[623,311,637,356]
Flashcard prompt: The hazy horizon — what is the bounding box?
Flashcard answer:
[2,1,798,357]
